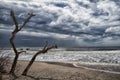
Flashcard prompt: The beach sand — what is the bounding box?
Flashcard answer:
[1,61,120,80]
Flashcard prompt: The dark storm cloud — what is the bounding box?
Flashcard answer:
[0,0,120,47]
[89,0,99,3]
[51,2,68,8]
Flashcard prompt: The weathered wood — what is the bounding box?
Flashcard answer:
[9,10,35,75]
[9,10,57,76]
[22,45,57,76]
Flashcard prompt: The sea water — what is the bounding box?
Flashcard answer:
[1,48,120,64]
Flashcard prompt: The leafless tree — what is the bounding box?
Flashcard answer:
[9,9,35,75]
[9,10,57,76]
[22,42,57,76]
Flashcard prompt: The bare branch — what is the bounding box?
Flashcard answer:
[10,9,19,30]
[9,10,35,75]
[42,45,57,53]
[36,44,57,55]
[22,44,57,75]
[42,41,48,50]
[10,9,57,76]
[19,13,35,31]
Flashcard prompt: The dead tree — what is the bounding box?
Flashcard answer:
[9,10,35,75]
[22,42,57,76]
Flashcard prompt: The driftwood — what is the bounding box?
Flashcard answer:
[9,10,57,76]
[22,42,57,75]
[9,10,35,75]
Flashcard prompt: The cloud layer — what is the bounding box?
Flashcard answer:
[0,0,120,47]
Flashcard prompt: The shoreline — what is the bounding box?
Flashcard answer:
[2,60,120,80]
[18,60,120,74]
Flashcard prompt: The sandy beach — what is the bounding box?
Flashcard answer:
[1,60,120,80]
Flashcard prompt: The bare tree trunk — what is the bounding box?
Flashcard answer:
[22,45,57,76]
[9,32,18,75]
[22,53,38,75]
[9,10,57,76]
[9,54,19,75]
[9,10,35,75]
[0,73,2,80]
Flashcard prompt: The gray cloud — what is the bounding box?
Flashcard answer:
[0,0,120,47]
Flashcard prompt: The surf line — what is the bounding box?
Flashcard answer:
[73,63,120,75]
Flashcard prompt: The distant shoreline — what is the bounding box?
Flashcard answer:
[1,46,120,51]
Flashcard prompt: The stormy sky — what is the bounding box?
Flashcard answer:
[0,0,120,47]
